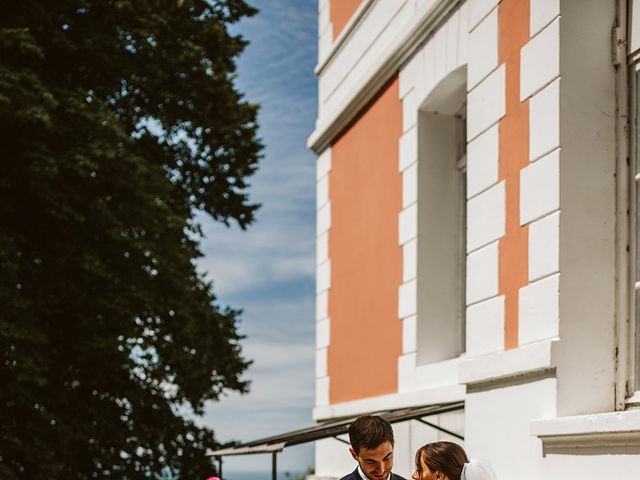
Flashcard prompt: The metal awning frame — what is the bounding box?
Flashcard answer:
[206,401,464,480]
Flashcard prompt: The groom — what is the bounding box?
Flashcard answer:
[341,415,408,480]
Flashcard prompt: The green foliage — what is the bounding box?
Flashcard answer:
[0,1,262,478]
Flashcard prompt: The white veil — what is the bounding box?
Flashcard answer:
[460,459,497,480]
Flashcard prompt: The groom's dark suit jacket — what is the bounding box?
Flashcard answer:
[340,469,408,480]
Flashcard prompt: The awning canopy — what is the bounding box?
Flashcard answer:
[206,400,464,458]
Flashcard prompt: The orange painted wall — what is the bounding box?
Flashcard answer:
[327,77,403,404]
[330,0,363,40]
[498,0,530,349]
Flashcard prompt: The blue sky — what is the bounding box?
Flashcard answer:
[196,0,318,474]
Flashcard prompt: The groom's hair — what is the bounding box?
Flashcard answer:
[348,415,394,454]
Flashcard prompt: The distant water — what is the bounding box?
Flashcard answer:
[223,471,309,480]
[222,470,307,480]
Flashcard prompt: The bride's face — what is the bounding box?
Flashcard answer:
[412,455,445,480]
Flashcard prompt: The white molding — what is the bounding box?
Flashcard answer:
[315,0,379,75]
[309,0,463,153]
[531,410,640,451]
[459,339,555,386]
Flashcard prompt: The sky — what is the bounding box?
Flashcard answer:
[196,0,318,474]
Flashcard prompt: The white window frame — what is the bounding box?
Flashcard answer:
[620,0,640,408]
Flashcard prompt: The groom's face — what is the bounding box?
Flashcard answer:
[350,441,394,480]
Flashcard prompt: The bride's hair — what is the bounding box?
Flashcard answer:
[414,441,468,480]
[414,442,497,480]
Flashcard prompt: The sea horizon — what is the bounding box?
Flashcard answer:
[221,469,312,480]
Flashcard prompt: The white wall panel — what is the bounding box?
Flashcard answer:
[467,181,505,252]
[316,260,331,293]
[317,174,329,209]
[317,231,329,265]
[399,279,418,319]
[468,0,500,32]
[467,7,498,90]
[316,376,330,406]
[316,347,328,378]
[529,211,560,282]
[316,290,328,321]
[316,317,330,349]
[402,162,418,208]
[467,64,505,140]
[519,274,560,345]
[466,295,505,355]
[399,126,418,171]
[467,123,499,198]
[402,315,417,354]
[403,238,418,282]
[466,241,499,305]
[520,149,559,225]
[317,147,332,179]
[317,201,332,234]
[399,203,418,245]
[530,0,560,37]
[529,78,560,161]
[521,18,560,101]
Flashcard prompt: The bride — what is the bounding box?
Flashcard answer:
[411,442,497,480]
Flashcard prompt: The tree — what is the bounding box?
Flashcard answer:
[0,1,261,478]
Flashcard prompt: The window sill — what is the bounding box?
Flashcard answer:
[530,410,640,453]
[458,340,555,388]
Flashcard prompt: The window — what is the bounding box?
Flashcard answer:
[625,0,640,405]
[628,50,640,405]
[416,66,467,366]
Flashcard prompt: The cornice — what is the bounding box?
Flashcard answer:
[308,0,463,154]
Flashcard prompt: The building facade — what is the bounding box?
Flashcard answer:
[309,0,640,478]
